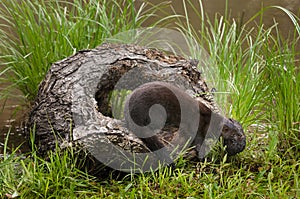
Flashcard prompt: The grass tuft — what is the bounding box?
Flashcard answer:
[177,0,300,155]
[0,0,156,101]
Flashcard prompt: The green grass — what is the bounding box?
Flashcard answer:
[177,0,300,154]
[1,132,299,198]
[0,0,161,101]
[1,0,300,198]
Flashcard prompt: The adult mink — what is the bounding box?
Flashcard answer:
[124,81,246,160]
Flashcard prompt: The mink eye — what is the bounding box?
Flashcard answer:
[223,125,229,132]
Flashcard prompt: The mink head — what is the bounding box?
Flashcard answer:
[221,118,246,155]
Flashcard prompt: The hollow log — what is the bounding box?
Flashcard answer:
[25,43,237,175]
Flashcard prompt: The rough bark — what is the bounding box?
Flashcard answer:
[25,43,218,175]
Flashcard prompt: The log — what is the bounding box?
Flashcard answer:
[25,43,244,175]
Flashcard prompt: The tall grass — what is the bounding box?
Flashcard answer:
[177,0,300,155]
[0,0,161,101]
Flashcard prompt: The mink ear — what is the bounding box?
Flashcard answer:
[221,122,231,137]
[222,124,229,132]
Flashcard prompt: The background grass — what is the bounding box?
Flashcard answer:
[0,0,161,101]
[177,0,299,154]
[0,0,300,198]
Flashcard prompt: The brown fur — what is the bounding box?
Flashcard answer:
[124,82,246,158]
